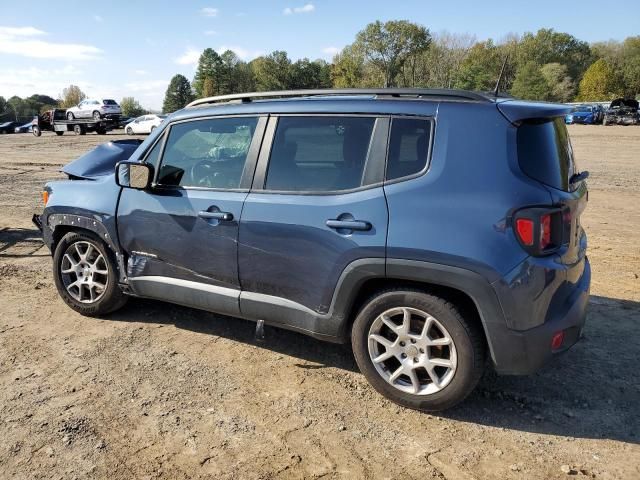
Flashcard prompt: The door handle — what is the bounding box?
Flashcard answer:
[326,219,371,231]
[198,210,234,221]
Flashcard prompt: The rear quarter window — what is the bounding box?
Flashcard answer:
[517,118,577,191]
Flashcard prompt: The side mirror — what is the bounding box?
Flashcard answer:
[115,161,153,189]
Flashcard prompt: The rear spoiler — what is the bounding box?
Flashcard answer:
[497,100,573,125]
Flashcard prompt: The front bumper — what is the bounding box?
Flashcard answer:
[489,257,591,375]
[32,213,43,231]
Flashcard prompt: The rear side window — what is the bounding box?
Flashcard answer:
[517,118,577,191]
[386,118,431,181]
[265,116,375,192]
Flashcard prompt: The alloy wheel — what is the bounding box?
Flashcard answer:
[368,307,457,395]
[59,241,109,303]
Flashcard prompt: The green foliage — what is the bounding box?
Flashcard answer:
[193,48,223,97]
[540,63,575,102]
[59,85,86,108]
[1,94,58,120]
[120,97,146,117]
[353,20,431,87]
[577,59,623,101]
[163,74,194,113]
[454,40,504,91]
[250,51,292,90]
[511,62,552,100]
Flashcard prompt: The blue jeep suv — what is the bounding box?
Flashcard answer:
[35,89,590,411]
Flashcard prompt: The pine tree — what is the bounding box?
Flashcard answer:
[162,74,194,113]
[193,48,223,98]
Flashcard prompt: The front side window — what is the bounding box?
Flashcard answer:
[156,117,258,189]
[265,116,375,192]
[386,118,431,181]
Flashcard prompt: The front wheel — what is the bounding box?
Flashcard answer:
[53,232,127,316]
[126,126,133,135]
[32,126,41,137]
[351,289,485,411]
[67,112,75,120]
[93,111,102,121]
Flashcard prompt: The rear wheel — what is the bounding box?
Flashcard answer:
[53,232,127,316]
[73,124,86,135]
[55,131,64,136]
[351,289,485,411]
[32,126,41,137]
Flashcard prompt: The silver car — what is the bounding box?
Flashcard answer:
[66,99,122,121]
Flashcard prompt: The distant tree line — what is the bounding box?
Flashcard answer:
[0,85,149,121]
[162,20,640,112]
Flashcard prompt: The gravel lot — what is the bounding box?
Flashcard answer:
[0,126,639,479]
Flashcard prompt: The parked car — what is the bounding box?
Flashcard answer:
[603,98,640,125]
[14,121,34,133]
[125,114,167,135]
[66,99,121,121]
[0,121,21,134]
[34,89,590,411]
[116,116,134,129]
[565,104,600,125]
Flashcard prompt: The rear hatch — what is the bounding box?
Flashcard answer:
[514,115,588,273]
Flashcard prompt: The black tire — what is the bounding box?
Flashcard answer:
[67,112,75,120]
[32,126,41,137]
[351,289,485,411]
[96,127,107,135]
[55,131,64,136]
[93,111,102,121]
[150,125,156,133]
[126,126,133,135]
[52,231,127,316]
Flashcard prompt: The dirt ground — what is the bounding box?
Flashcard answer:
[0,126,638,480]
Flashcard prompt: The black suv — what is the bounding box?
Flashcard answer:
[35,89,590,411]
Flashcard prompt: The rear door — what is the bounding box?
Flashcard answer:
[238,115,389,322]
[117,115,267,314]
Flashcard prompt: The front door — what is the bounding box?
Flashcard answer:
[118,115,266,315]
[238,115,389,327]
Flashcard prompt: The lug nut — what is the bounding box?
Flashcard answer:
[413,357,418,363]
[401,353,407,358]
[399,341,405,347]
[419,348,425,353]
[410,339,416,344]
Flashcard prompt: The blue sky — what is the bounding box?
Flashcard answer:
[1,0,638,110]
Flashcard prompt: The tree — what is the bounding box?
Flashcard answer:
[353,20,431,87]
[193,48,223,97]
[251,51,292,90]
[290,58,331,89]
[540,63,575,102]
[331,45,366,87]
[516,29,592,81]
[620,36,640,97]
[510,62,552,100]
[577,59,623,101]
[0,96,7,119]
[59,85,86,108]
[454,40,504,91]
[120,97,146,117]
[162,74,194,113]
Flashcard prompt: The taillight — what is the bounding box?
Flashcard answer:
[513,207,563,256]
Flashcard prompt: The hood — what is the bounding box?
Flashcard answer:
[571,110,594,117]
[609,98,639,110]
[61,139,143,179]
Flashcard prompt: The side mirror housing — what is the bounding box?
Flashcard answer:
[115,161,153,189]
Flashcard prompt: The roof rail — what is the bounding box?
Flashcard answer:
[185,88,493,108]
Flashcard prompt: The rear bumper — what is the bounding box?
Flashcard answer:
[489,257,590,375]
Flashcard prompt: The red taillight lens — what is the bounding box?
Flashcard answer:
[551,330,565,350]
[515,218,534,246]
[540,214,551,249]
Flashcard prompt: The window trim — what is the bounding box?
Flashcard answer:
[383,115,436,186]
[146,114,267,193]
[251,114,388,196]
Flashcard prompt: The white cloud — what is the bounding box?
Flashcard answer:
[134,69,148,75]
[204,30,218,36]
[217,45,263,61]
[283,4,315,15]
[175,47,200,65]
[201,7,218,17]
[124,79,168,93]
[93,15,103,22]
[322,46,340,56]
[0,25,101,60]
